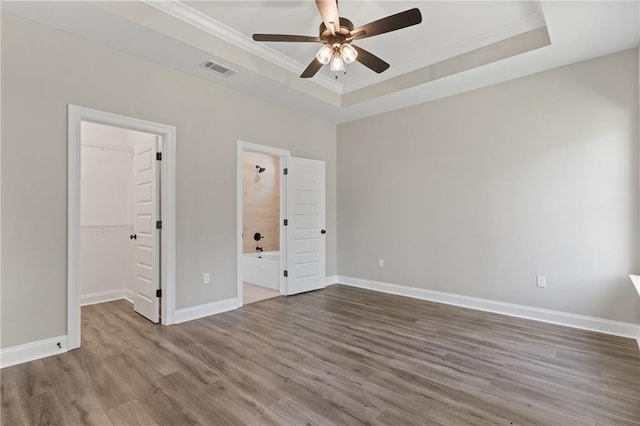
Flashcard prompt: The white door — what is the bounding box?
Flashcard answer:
[133,139,160,322]
[285,157,326,295]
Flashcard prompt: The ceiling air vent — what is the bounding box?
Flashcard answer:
[200,60,237,77]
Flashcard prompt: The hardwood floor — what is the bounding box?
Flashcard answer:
[2,285,639,425]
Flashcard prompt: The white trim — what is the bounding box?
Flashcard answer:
[236,141,290,307]
[143,0,343,94]
[126,289,135,304]
[337,276,639,340]
[142,0,545,96]
[68,105,178,352]
[629,274,640,297]
[627,276,640,348]
[345,12,547,93]
[81,289,133,306]
[0,335,68,369]
[326,275,339,286]
[174,298,239,324]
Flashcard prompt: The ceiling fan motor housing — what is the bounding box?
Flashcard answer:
[319,17,354,39]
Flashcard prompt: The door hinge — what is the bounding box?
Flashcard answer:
[156,220,162,229]
[156,289,162,298]
[283,168,288,175]
[156,152,162,161]
[283,270,288,277]
[283,219,288,226]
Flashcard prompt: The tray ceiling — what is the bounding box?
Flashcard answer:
[2,1,638,123]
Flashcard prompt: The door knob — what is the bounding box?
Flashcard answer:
[129,234,137,240]
[321,229,326,234]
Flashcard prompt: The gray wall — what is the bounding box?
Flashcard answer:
[338,49,640,324]
[1,13,337,348]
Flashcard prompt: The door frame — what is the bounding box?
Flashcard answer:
[67,105,177,350]
[236,140,290,306]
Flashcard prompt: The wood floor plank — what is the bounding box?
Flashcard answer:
[2,285,639,425]
[153,372,247,425]
[106,400,158,426]
[105,353,200,425]
[60,394,113,426]
[70,350,133,410]
[268,396,338,426]
[0,369,27,425]
[41,353,92,406]
[17,390,67,426]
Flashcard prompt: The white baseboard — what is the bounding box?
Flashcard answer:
[1,335,68,369]
[326,275,338,286]
[174,297,239,324]
[336,276,639,340]
[81,289,132,306]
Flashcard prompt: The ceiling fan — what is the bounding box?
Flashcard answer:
[252,0,422,78]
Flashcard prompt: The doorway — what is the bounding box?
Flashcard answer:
[242,151,282,304]
[68,106,176,350]
[237,142,289,306]
[80,122,161,320]
[236,141,327,306]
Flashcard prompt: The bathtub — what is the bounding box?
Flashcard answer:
[243,251,280,290]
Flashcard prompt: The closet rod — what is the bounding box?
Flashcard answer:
[81,143,133,154]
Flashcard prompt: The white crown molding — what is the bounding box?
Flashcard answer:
[1,335,68,369]
[174,297,239,324]
[142,0,343,94]
[335,276,639,341]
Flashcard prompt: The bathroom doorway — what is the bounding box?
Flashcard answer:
[241,151,282,304]
[236,141,289,306]
[236,140,327,306]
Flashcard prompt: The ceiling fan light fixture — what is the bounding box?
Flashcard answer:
[316,44,333,65]
[253,1,422,79]
[340,43,358,64]
[330,53,345,72]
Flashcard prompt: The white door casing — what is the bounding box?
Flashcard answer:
[285,157,326,295]
[69,105,176,350]
[133,139,160,322]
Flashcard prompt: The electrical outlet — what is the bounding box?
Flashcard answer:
[203,273,210,284]
[378,258,384,268]
[536,275,546,288]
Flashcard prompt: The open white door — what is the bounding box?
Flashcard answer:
[285,157,326,295]
[133,139,160,322]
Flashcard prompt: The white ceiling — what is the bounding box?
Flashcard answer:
[183,1,545,92]
[3,1,639,123]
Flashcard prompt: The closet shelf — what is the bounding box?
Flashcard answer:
[81,224,134,233]
[81,143,133,154]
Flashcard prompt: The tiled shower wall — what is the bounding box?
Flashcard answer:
[243,152,280,253]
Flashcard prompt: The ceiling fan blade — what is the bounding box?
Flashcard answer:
[301,58,324,78]
[352,45,390,73]
[252,34,322,43]
[351,8,422,41]
[315,0,340,35]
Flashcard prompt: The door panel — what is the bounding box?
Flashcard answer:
[285,157,326,295]
[133,141,160,323]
